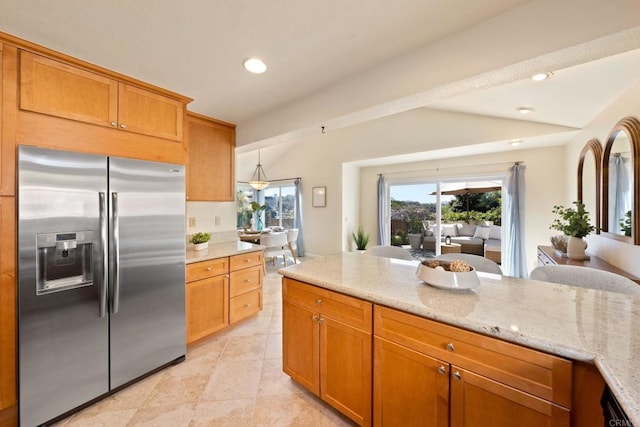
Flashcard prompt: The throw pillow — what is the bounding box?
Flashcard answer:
[441,224,458,237]
[458,223,476,237]
[473,226,491,240]
[424,230,434,237]
[489,225,501,240]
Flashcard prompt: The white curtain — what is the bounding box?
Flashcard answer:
[504,163,527,278]
[377,175,388,245]
[294,179,305,256]
[609,153,631,234]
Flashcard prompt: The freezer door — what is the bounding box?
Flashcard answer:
[18,146,109,427]
[108,157,186,388]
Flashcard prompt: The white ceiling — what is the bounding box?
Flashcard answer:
[1,0,640,155]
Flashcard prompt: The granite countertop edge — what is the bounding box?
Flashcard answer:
[186,240,265,264]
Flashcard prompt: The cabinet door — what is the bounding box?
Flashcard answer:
[321,316,372,426]
[1,44,17,196]
[0,197,16,412]
[450,367,570,427]
[282,301,319,395]
[186,274,228,344]
[185,113,235,201]
[373,337,448,427]
[118,82,184,141]
[20,50,118,126]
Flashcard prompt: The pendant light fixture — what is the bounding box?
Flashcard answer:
[248,150,269,190]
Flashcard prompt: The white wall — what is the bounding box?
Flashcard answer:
[564,80,640,276]
[186,201,237,235]
[358,147,565,271]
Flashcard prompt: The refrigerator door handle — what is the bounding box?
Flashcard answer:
[110,192,121,314]
[99,192,108,318]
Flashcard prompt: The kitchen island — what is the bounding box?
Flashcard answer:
[279,253,639,426]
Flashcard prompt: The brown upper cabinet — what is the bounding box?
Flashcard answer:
[1,43,17,196]
[20,50,184,142]
[186,112,235,201]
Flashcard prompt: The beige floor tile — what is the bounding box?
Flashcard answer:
[187,333,229,362]
[200,359,263,401]
[263,333,282,359]
[128,402,196,427]
[62,408,138,427]
[141,357,213,408]
[190,399,255,427]
[251,393,320,426]
[219,334,268,362]
[257,358,306,398]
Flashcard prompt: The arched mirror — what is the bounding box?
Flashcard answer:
[577,139,602,233]
[602,117,640,244]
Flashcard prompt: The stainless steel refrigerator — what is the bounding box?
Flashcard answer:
[18,146,186,427]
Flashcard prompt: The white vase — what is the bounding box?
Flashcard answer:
[193,242,209,251]
[408,234,422,250]
[566,236,586,260]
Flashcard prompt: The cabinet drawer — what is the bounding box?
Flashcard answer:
[230,265,263,297]
[230,251,263,271]
[230,288,262,323]
[186,257,228,282]
[374,305,572,408]
[283,278,372,332]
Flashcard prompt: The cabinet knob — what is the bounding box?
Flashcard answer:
[110,121,117,127]
[245,259,251,262]
[245,279,252,283]
[318,316,324,323]
[438,366,447,375]
[453,371,462,381]
[446,343,455,352]
[120,123,127,129]
[206,267,212,271]
[312,314,319,321]
[316,299,322,305]
[245,303,251,308]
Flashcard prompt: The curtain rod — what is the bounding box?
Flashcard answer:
[379,161,523,176]
[238,177,302,184]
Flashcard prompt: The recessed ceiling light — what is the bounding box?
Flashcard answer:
[531,72,554,81]
[509,139,524,146]
[243,58,267,74]
[517,106,535,114]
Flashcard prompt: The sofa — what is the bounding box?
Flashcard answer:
[422,222,501,260]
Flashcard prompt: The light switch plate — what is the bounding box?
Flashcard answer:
[188,217,196,227]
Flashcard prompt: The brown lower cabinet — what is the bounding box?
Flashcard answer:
[282,278,372,426]
[283,278,577,427]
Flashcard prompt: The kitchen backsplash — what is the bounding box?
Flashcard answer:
[186,230,238,247]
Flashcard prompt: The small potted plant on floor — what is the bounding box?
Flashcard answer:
[550,201,595,260]
[191,232,211,251]
[352,226,370,252]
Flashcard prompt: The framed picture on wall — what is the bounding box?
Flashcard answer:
[312,186,326,207]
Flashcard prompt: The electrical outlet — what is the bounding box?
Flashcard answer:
[215,216,221,226]
[188,217,196,227]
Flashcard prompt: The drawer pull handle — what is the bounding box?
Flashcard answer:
[318,316,324,323]
[316,299,322,305]
[438,366,447,375]
[245,303,251,308]
[206,267,212,271]
[244,279,252,283]
[245,259,251,262]
[110,121,117,127]
[453,371,462,381]
[120,123,127,129]
[312,314,319,321]
[446,343,455,352]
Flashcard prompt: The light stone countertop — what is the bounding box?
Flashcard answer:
[186,240,264,264]
[278,252,640,424]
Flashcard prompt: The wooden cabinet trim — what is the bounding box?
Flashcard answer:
[0,197,16,410]
[229,265,262,298]
[229,251,263,271]
[283,278,372,332]
[186,257,228,283]
[374,305,572,408]
[1,45,17,196]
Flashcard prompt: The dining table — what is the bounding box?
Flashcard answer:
[237,229,287,244]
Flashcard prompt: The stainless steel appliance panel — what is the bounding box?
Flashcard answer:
[18,146,109,427]
[108,157,186,388]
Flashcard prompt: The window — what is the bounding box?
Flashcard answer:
[263,184,296,229]
[236,184,256,228]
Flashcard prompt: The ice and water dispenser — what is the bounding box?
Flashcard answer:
[36,231,93,295]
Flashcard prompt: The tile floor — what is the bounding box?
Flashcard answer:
[53,259,355,426]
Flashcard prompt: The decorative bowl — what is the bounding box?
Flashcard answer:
[416,260,480,290]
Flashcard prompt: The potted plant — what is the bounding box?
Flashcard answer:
[352,226,370,251]
[191,232,211,251]
[407,218,423,250]
[550,201,595,260]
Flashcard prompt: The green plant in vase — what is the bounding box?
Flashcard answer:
[620,210,632,237]
[190,232,211,251]
[250,201,266,231]
[550,201,594,260]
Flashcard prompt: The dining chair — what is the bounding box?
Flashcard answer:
[366,245,413,261]
[434,253,503,275]
[260,232,289,273]
[529,265,640,294]
[286,228,299,263]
